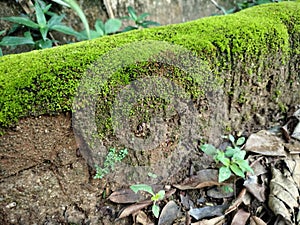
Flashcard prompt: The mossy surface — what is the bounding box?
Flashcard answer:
[0,2,299,130]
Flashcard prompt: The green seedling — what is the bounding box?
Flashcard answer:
[200,134,254,183]
[122,6,160,32]
[94,148,128,179]
[130,184,165,218]
[77,18,122,40]
[0,0,80,50]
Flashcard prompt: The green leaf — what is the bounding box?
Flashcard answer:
[51,0,70,7]
[200,144,217,156]
[94,19,104,36]
[1,16,39,29]
[43,4,52,13]
[35,39,53,49]
[0,35,34,46]
[137,12,150,21]
[147,172,157,179]
[47,14,65,28]
[51,24,83,39]
[232,150,246,160]
[236,137,245,146]
[225,146,239,157]
[0,30,5,35]
[89,30,102,39]
[63,0,90,39]
[219,166,231,182]
[140,20,160,28]
[152,203,160,218]
[0,48,2,56]
[151,190,165,201]
[228,134,235,145]
[122,26,138,32]
[236,159,254,174]
[130,184,155,196]
[127,6,137,21]
[215,150,230,166]
[222,185,233,193]
[104,18,122,34]
[40,27,49,41]
[120,16,131,20]
[230,163,245,178]
[35,1,47,27]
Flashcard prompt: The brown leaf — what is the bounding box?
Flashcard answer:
[285,156,300,187]
[284,141,300,154]
[244,130,286,156]
[109,188,148,203]
[136,210,154,225]
[225,188,246,214]
[174,169,219,190]
[206,185,234,199]
[118,200,152,219]
[250,216,267,225]
[189,204,228,220]
[191,215,226,225]
[268,167,299,224]
[109,185,165,203]
[158,200,180,225]
[231,209,250,225]
[243,176,266,202]
[291,122,300,141]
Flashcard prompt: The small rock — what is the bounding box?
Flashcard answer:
[6,202,16,209]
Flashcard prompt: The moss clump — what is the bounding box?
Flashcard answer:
[0,2,300,131]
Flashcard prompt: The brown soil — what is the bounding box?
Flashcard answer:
[0,113,132,225]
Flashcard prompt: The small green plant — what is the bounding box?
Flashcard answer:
[122,6,160,32]
[0,0,79,50]
[130,184,165,218]
[94,148,128,179]
[200,135,254,183]
[77,18,122,40]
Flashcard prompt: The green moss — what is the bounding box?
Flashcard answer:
[0,2,300,130]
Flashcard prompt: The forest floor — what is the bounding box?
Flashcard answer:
[0,110,299,225]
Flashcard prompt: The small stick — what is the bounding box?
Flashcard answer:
[103,0,115,18]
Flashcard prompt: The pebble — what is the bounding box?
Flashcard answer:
[6,202,16,209]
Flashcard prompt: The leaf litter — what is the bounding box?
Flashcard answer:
[105,107,300,224]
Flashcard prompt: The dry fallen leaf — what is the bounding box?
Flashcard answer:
[206,185,234,199]
[244,130,286,156]
[249,216,267,225]
[284,140,300,154]
[268,167,299,225]
[292,122,300,141]
[118,200,152,219]
[189,204,228,220]
[109,188,148,203]
[231,209,250,225]
[173,169,219,190]
[243,176,266,202]
[225,188,247,214]
[285,155,300,188]
[158,200,180,225]
[191,215,226,225]
[136,210,154,225]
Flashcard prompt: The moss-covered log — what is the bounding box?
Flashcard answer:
[0,1,299,136]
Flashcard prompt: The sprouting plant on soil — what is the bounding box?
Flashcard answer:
[94,148,128,179]
[0,0,80,50]
[200,134,254,183]
[130,184,165,218]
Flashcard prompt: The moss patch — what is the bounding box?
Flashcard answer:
[0,2,300,131]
